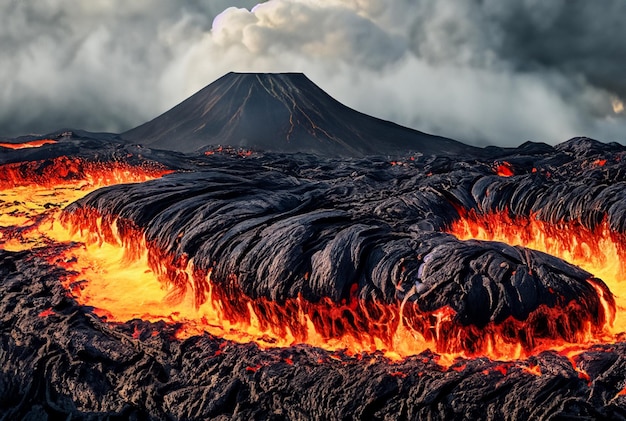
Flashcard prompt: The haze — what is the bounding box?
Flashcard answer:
[1,0,625,147]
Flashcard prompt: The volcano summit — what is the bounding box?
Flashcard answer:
[122,72,475,157]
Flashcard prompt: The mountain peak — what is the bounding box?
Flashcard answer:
[122,72,475,157]
[227,71,306,76]
[224,72,310,83]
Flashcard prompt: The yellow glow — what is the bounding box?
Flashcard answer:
[613,97,624,114]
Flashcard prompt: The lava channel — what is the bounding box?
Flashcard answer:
[56,170,616,365]
[1,160,620,366]
[0,139,57,150]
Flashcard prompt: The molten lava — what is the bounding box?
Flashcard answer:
[495,161,514,177]
[0,139,57,149]
[0,157,172,250]
[52,199,616,364]
[2,159,623,367]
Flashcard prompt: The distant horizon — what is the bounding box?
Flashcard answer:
[2,70,619,152]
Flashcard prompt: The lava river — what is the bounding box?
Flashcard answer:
[2,148,623,368]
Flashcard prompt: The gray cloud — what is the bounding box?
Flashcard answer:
[0,0,258,136]
[407,1,626,111]
[1,0,624,147]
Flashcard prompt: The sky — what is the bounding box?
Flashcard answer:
[1,0,625,147]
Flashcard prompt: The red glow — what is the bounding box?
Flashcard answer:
[38,308,56,318]
[495,161,514,177]
[246,365,262,372]
[494,365,508,376]
[593,159,607,167]
[390,371,408,378]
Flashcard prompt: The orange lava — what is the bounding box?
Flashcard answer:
[38,308,56,318]
[522,364,541,376]
[2,162,623,366]
[0,139,57,149]
[593,159,607,167]
[52,199,614,364]
[0,156,170,189]
[0,159,172,249]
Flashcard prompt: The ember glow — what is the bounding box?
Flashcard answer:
[0,139,57,149]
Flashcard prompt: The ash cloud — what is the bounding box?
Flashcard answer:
[1,0,625,146]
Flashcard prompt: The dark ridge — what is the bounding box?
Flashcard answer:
[122,72,477,157]
[555,136,626,157]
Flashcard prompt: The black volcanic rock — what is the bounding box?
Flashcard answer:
[61,151,614,355]
[122,72,476,157]
[555,136,626,157]
[4,136,626,418]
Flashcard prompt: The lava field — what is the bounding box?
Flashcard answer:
[2,73,626,420]
[1,134,626,420]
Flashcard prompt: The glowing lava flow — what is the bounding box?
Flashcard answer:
[0,157,173,301]
[0,139,57,149]
[3,170,437,360]
[448,210,626,340]
[60,205,612,364]
[56,210,454,361]
[1,161,620,366]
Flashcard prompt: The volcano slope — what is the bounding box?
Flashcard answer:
[2,137,626,419]
[121,72,475,157]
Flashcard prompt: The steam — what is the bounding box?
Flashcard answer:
[1,0,624,146]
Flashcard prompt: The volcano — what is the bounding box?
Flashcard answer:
[122,72,475,157]
[3,73,626,419]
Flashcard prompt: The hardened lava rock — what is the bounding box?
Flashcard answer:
[3,136,626,419]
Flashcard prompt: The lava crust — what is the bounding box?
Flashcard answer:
[3,125,626,418]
